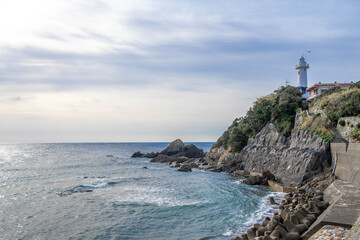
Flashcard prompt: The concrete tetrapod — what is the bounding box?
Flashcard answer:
[233,186,329,240]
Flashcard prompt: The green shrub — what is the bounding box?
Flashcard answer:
[357,123,360,129]
[350,129,360,142]
[314,113,321,118]
[349,81,360,89]
[323,90,360,125]
[339,120,346,126]
[213,86,302,152]
[314,130,333,142]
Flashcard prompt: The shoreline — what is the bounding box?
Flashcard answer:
[132,139,338,240]
[152,160,332,240]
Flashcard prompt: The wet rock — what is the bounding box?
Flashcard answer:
[150,155,182,163]
[204,166,223,172]
[143,152,159,158]
[131,151,144,158]
[243,170,275,186]
[177,163,198,172]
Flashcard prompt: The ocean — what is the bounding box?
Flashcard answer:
[0,143,284,240]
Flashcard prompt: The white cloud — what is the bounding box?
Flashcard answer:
[0,0,352,55]
[0,0,360,143]
[0,83,258,143]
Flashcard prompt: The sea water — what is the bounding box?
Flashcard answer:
[0,143,284,240]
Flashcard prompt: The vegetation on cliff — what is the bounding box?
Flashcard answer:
[299,113,333,142]
[300,80,360,141]
[213,86,302,152]
[312,82,360,125]
[213,81,360,153]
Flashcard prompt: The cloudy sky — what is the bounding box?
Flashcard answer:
[0,0,359,143]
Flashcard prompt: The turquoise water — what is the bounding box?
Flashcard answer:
[0,143,283,240]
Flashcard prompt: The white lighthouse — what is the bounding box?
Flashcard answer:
[295,56,309,98]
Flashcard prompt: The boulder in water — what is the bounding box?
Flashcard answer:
[177,163,198,172]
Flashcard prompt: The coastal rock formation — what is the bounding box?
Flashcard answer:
[132,139,206,171]
[131,151,159,158]
[131,139,205,159]
[244,170,275,185]
[160,139,205,158]
[206,115,330,186]
[177,163,199,172]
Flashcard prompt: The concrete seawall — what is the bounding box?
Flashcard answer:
[301,143,360,239]
[331,143,360,188]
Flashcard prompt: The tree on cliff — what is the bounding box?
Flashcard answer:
[213,86,302,152]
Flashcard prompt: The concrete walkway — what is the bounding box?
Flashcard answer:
[302,180,360,239]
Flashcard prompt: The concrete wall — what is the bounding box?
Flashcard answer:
[331,143,360,188]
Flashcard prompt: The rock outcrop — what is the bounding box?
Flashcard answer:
[132,139,206,172]
[131,139,205,159]
[206,114,331,186]
[160,139,205,158]
[244,170,276,186]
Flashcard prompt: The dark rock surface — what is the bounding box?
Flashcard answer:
[150,155,184,163]
[177,163,198,172]
[160,139,205,158]
[160,139,185,155]
[243,170,275,186]
[143,152,159,158]
[131,151,144,158]
[131,139,204,159]
[131,151,160,158]
[206,114,331,186]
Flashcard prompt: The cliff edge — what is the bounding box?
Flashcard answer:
[206,114,331,186]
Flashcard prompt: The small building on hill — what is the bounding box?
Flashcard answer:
[306,82,353,101]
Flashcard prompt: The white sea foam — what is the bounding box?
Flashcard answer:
[113,186,208,207]
[225,191,286,238]
[244,192,285,228]
[82,182,109,189]
[222,230,234,237]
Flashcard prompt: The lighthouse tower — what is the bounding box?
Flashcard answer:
[295,56,310,98]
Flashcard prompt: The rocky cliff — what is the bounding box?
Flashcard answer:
[206,114,331,186]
